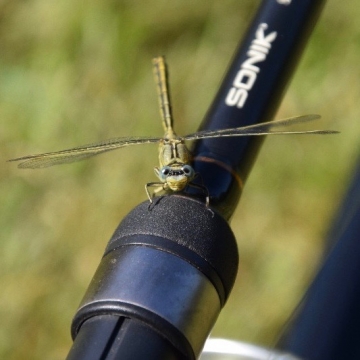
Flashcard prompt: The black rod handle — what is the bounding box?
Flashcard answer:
[67,196,238,360]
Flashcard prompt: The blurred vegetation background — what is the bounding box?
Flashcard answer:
[1,1,359,359]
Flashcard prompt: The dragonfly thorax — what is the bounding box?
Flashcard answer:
[158,138,192,168]
[157,137,194,191]
[155,163,195,191]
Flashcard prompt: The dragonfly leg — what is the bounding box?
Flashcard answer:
[188,182,210,207]
[145,182,166,203]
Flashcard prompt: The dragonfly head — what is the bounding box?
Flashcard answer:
[155,164,195,191]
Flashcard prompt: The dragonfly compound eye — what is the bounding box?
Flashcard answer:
[182,165,195,179]
[159,166,171,180]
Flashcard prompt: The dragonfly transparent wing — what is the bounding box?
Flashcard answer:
[8,136,162,169]
[183,114,338,140]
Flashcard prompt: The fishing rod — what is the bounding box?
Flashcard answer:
[42,0,326,359]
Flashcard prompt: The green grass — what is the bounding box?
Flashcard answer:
[1,1,360,359]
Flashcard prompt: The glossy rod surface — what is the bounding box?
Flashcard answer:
[191,0,326,219]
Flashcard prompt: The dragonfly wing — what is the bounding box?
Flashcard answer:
[8,136,162,169]
[184,114,337,140]
[239,114,322,130]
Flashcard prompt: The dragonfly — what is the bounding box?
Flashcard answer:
[9,56,338,206]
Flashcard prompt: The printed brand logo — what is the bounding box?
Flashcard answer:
[225,23,277,108]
